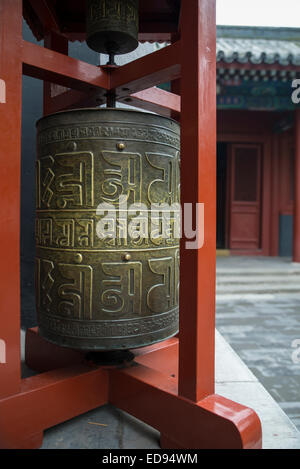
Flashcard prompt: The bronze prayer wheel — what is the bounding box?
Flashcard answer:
[86,0,139,55]
[35,108,180,350]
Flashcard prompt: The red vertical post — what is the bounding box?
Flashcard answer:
[170,39,181,121]
[178,0,217,401]
[44,32,69,115]
[170,79,180,122]
[293,109,300,262]
[0,0,23,398]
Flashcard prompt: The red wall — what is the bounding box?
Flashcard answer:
[217,110,294,256]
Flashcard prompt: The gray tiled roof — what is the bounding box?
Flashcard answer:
[217,26,300,66]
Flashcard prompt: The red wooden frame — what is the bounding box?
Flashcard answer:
[119,87,180,119]
[0,0,262,449]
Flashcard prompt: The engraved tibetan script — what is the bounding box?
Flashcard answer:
[147,255,179,313]
[89,0,137,23]
[146,152,180,205]
[101,261,142,316]
[58,264,93,320]
[36,151,94,209]
[100,151,141,204]
[35,258,54,313]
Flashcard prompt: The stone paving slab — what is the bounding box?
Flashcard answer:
[216,256,300,435]
[216,256,300,272]
[215,331,300,449]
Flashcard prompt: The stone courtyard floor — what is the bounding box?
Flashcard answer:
[216,256,300,431]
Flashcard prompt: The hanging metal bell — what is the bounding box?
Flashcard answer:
[86,0,139,55]
[35,108,180,350]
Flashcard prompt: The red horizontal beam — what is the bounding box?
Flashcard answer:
[119,87,180,118]
[109,365,262,449]
[44,89,107,114]
[0,365,108,449]
[22,40,109,92]
[139,21,178,34]
[27,0,61,33]
[21,41,182,113]
[138,33,173,42]
[109,41,181,96]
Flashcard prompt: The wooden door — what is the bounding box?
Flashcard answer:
[229,144,262,251]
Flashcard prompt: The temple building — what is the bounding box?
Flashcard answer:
[215,26,300,259]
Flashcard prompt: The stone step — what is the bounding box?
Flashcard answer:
[216,269,300,277]
[215,292,300,302]
[216,282,300,294]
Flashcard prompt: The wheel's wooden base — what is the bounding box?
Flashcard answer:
[16,433,44,450]
[0,329,262,450]
[160,435,183,449]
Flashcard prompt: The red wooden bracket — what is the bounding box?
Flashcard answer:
[0,363,109,449]
[119,87,181,118]
[0,0,263,450]
[22,40,110,93]
[110,366,262,450]
[0,329,262,449]
[109,42,181,97]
